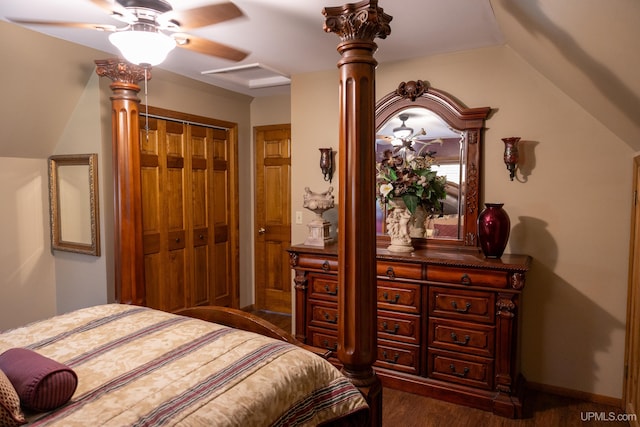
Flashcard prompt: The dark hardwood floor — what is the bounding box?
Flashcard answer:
[250,310,630,427]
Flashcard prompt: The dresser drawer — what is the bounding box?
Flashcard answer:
[375,339,420,374]
[296,254,338,273]
[377,310,420,344]
[428,318,495,357]
[427,265,509,289]
[308,327,338,355]
[308,274,339,302]
[429,287,495,324]
[377,260,423,280]
[377,281,422,314]
[309,301,339,330]
[428,349,493,390]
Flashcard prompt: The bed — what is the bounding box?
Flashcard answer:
[0,304,368,426]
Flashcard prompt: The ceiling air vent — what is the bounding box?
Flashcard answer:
[201,63,290,89]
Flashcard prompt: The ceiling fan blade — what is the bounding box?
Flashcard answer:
[163,2,244,30]
[174,34,248,62]
[7,18,117,31]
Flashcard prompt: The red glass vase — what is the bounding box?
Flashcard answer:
[477,203,510,258]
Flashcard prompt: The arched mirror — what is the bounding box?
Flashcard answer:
[375,81,490,249]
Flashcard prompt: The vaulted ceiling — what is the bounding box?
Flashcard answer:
[1,0,639,151]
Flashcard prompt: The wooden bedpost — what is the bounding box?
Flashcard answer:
[95,58,147,306]
[323,2,391,426]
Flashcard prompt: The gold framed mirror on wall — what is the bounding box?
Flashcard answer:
[375,81,491,249]
[48,154,100,256]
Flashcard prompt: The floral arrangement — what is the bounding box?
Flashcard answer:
[376,148,447,215]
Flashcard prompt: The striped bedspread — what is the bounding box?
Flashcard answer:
[0,304,368,426]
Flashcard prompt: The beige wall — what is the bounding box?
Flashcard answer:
[0,158,56,329]
[291,45,633,399]
[53,72,111,315]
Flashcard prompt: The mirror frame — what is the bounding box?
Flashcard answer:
[48,153,100,256]
[375,80,491,249]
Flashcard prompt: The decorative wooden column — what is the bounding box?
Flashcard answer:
[323,2,391,426]
[95,58,147,306]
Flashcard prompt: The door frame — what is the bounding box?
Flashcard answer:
[253,123,292,313]
[624,155,640,426]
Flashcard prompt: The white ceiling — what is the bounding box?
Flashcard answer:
[0,0,504,97]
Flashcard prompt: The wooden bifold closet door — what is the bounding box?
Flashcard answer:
[139,114,237,312]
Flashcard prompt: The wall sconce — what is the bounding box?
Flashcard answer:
[319,148,334,183]
[502,137,521,181]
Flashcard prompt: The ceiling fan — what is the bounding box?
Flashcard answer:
[7,0,249,66]
[376,113,443,155]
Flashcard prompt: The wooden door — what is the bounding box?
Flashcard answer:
[141,118,188,312]
[624,155,640,426]
[140,110,238,312]
[255,124,292,313]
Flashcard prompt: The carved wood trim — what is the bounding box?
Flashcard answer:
[95,58,147,306]
[375,80,491,250]
[323,1,390,424]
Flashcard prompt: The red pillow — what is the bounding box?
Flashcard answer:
[0,348,77,412]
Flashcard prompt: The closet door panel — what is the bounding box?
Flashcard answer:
[210,129,233,307]
[140,118,165,310]
[189,126,212,306]
[164,123,188,310]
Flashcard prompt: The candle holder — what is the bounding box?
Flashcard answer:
[319,148,334,183]
[502,137,521,181]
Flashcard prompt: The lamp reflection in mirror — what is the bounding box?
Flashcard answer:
[393,114,413,139]
[319,148,334,183]
[502,137,520,181]
[109,28,176,66]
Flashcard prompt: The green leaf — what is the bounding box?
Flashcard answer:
[402,194,420,214]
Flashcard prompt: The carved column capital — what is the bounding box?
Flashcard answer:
[95,58,149,86]
[323,0,391,44]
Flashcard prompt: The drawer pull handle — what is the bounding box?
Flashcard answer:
[322,340,337,351]
[382,322,400,334]
[449,364,469,378]
[175,237,181,243]
[382,292,400,304]
[382,351,400,364]
[386,266,396,279]
[324,284,338,296]
[450,332,470,345]
[323,312,338,324]
[460,273,471,285]
[322,261,330,271]
[451,301,471,313]
[199,234,204,240]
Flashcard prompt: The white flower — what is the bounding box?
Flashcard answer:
[380,183,393,198]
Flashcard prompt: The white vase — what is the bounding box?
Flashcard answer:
[386,199,414,252]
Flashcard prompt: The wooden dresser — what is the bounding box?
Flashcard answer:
[287,243,531,418]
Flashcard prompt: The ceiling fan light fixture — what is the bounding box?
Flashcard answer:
[109,29,176,66]
[393,114,414,139]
